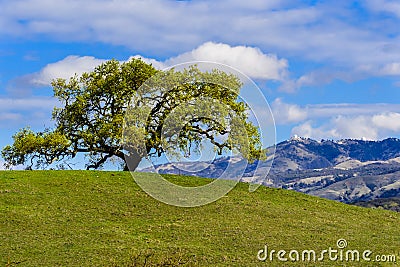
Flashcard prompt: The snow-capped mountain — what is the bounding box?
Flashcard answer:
[141,137,400,203]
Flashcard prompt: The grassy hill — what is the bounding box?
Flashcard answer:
[0,171,399,266]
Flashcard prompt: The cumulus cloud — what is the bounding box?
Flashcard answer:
[31,56,106,85]
[15,42,289,91]
[7,55,107,95]
[271,98,307,124]
[272,99,400,140]
[291,116,376,140]
[291,121,341,140]
[129,55,167,70]
[292,113,400,141]
[333,115,379,140]
[134,42,288,80]
[164,42,288,80]
[372,112,400,131]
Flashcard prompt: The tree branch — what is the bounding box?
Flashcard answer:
[86,153,113,170]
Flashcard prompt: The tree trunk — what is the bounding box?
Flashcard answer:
[123,151,142,171]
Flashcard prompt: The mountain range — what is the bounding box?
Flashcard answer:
[141,137,400,205]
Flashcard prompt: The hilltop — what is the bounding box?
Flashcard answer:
[0,171,399,266]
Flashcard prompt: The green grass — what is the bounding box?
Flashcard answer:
[0,171,399,266]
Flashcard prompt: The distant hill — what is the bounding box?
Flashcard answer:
[352,197,400,212]
[270,137,400,171]
[142,137,400,204]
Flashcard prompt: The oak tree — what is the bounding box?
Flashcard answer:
[2,58,265,171]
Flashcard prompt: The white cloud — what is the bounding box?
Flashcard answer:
[8,56,106,95]
[380,62,400,75]
[292,112,400,141]
[271,98,400,140]
[271,98,307,124]
[272,99,400,125]
[291,121,341,140]
[164,42,288,80]
[2,0,400,82]
[134,42,288,80]
[372,112,400,131]
[291,116,378,140]
[130,55,167,70]
[333,116,379,140]
[366,0,400,18]
[18,42,288,90]
[31,56,106,86]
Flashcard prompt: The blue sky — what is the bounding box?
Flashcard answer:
[1,0,400,168]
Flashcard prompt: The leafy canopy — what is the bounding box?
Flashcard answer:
[2,58,265,170]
